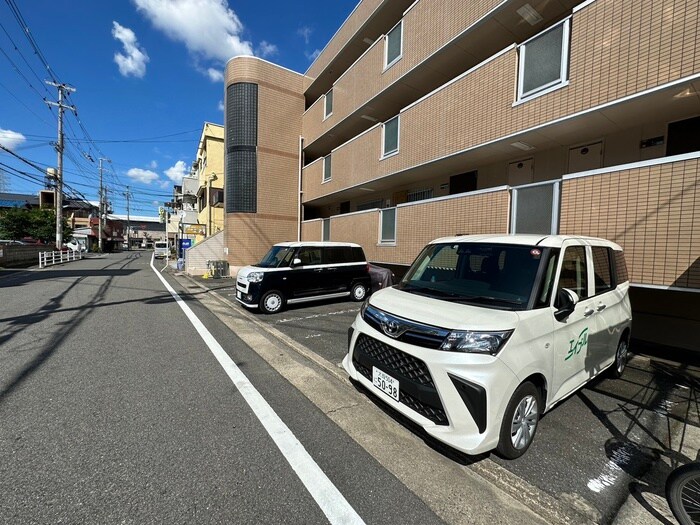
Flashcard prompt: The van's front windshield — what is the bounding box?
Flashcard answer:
[256,246,295,268]
[398,242,544,310]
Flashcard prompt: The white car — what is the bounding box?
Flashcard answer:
[342,234,632,459]
[65,240,86,253]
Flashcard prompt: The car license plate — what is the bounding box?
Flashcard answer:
[236,291,242,299]
[372,367,399,402]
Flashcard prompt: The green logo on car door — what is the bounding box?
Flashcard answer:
[565,327,589,361]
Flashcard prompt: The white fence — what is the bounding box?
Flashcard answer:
[39,250,83,269]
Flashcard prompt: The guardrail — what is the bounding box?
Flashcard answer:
[39,250,83,269]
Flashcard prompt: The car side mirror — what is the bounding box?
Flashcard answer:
[292,258,302,267]
[554,288,579,322]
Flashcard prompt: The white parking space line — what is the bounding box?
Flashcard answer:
[150,256,365,525]
[276,308,359,324]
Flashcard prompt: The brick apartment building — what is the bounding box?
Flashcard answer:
[223,0,699,349]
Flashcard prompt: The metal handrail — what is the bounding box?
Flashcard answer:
[38,249,84,269]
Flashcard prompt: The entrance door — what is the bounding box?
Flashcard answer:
[567,141,603,174]
[508,158,534,186]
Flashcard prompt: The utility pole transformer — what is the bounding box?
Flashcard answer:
[45,81,76,249]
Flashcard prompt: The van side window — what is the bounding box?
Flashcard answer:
[324,246,353,264]
[298,247,322,265]
[557,246,589,299]
[351,246,366,263]
[591,246,613,295]
[613,250,629,285]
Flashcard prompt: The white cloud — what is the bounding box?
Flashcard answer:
[127,168,159,184]
[297,26,312,45]
[306,49,322,62]
[206,67,224,82]
[164,160,188,183]
[133,0,253,62]
[0,128,26,150]
[218,100,224,112]
[112,21,150,78]
[149,160,158,169]
[159,180,171,189]
[256,41,278,58]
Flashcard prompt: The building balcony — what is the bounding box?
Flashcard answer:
[301,0,700,208]
[302,0,580,160]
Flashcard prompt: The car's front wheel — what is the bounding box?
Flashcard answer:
[496,382,541,459]
[259,290,285,314]
[351,282,367,301]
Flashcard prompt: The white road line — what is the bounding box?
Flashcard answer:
[150,256,365,525]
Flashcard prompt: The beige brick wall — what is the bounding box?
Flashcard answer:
[302,189,510,265]
[304,0,384,87]
[560,157,699,289]
[301,219,322,242]
[224,57,304,268]
[303,0,503,145]
[302,0,700,203]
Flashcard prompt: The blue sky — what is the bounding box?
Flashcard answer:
[0,0,358,216]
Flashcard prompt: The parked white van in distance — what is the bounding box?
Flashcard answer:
[343,234,632,459]
[154,241,169,259]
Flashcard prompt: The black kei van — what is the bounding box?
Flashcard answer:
[235,242,372,313]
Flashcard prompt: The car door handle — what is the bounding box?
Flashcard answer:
[596,303,607,312]
[584,307,595,317]
[313,268,324,272]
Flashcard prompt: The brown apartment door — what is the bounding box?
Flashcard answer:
[568,141,603,174]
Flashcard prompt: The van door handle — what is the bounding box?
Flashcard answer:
[313,268,324,272]
[584,307,595,317]
[596,303,607,312]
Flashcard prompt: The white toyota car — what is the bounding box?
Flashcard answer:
[342,234,632,459]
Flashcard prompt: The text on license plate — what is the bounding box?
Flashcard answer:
[372,367,399,402]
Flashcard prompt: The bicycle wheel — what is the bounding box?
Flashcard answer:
[666,462,700,525]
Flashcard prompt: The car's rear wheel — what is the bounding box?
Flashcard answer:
[496,382,541,459]
[610,337,629,378]
[351,282,367,301]
[259,290,285,314]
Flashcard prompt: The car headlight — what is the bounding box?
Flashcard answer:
[440,330,513,355]
[360,298,370,318]
[247,272,264,283]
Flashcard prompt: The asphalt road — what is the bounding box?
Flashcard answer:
[209,282,698,525]
[0,252,445,524]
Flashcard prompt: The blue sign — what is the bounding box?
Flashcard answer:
[178,239,192,258]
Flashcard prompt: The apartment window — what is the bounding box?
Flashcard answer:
[323,154,332,182]
[385,21,403,68]
[517,18,570,100]
[324,89,333,118]
[406,188,433,202]
[322,218,331,241]
[382,115,399,157]
[380,207,396,244]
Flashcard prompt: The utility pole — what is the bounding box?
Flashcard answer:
[45,81,76,249]
[124,186,132,251]
[98,158,111,252]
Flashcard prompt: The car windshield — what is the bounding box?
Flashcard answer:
[398,242,544,310]
[155,242,167,249]
[256,246,295,268]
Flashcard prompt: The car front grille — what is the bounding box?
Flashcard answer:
[353,334,447,426]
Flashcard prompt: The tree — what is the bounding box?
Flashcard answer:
[0,207,72,242]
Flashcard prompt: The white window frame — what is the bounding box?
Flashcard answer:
[384,20,403,70]
[324,88,333,119]
[517,18,571,102]
[323,154,332,183]
[379,207,397,245]
[381,115,400,158]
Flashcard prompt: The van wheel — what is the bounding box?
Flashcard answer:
[496,382,541,460]
[610,338,629,378]
[351,283,367,301]
[260,291,285,314]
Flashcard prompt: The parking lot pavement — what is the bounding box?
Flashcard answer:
[186,274,696,524]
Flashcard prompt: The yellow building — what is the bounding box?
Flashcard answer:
[193,122,224,244]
